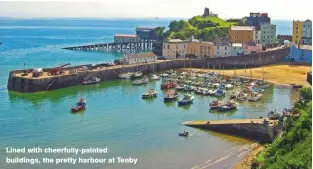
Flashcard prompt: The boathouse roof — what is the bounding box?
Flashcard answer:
[114,34,137,38]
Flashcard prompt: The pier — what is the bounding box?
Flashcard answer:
[183,119,283,143]
[63,26,158,53]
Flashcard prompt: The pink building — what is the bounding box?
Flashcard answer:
[244,42,263,54]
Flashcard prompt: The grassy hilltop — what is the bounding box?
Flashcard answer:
[155,16,238,41]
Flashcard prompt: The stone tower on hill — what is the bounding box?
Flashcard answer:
[203,8,210,17]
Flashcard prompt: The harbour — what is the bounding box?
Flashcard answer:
[0,17,310,169]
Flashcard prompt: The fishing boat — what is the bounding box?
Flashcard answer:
[267,110,281,120]
[248,92,262,102]
[215,89,225,97]
[161,81,176,90]
[178,94,194,106]
[209,100,223,109]
[81,77,100,85]
[118,72,132,79]
[225,84,233,90]
[71,97,86,112]
[175,84,185,91]
[151,74,160,80]
[164,91,178,102]
[217,100,238,112]
[178,131,189,137]
[142,89,157,99]
[132,76,149,85]
[236,93,248,101]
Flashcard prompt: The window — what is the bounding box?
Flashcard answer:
[167,44,170,49]
[184,44,186,48]
[225,52,227,55]
[217,52,219,54]
[217,46,219,50]
[204,46,206,50]
[163,44,165,49]
[225,46,227,50]
[176,45,178,49]
[200,46,203,50]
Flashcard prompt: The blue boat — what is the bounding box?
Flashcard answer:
[215,89,225,97]
[178,94,194,106]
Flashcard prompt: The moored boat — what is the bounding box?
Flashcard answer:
[160,73,169,77]
[225,84,233,90]
[208,89,216,96]
[164,91,178,102]
[81,77,100,85]
[230,90,240,99]
[184,84,194,92]
[236,93,248,101]
[201,88,210,95]
[209,100,223,109]
[132,76,149,85]
[118,72,132,79]
[161,81,176,90]
[217,100,238,112]
[151,74,160,80]
[248,92,262,102]
[142,89,157,99]
[71,98,86,112]
[215,89,226,97]
[267,110,281,120]
[131,71,143,79]
[178,94,194,106]
[176,84,185,91]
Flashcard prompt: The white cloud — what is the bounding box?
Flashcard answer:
[0,0,311,20]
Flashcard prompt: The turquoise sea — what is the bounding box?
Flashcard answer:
[0,19,296,169]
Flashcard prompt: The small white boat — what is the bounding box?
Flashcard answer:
[213,83,220,88]
[202,88,210,95]
[208,89,217,96]
[236,93,248,101]
[234,81,241,86]
[118,72,132,79]
[132,77,149,85]
[181,72,187,75]
[248,92,262,102]
[160,73,169,77]
[151,74,160,80]
[225,84,233,90]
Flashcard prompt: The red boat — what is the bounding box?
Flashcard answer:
[161,81,176,90]
[71,98,86,112]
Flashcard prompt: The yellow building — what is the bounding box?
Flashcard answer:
[229,26,255,44]
[186,39,215,58]
[292,20,303,44]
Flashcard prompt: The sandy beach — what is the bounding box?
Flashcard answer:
[181,64,312,87]
[232,144,265,169]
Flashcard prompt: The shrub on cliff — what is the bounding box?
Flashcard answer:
[260,88,312,169]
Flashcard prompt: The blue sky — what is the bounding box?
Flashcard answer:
[0,0,312,20]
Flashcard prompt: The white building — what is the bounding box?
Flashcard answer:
[162,39,187,60]
[260,23,276,45]
[114,34,140,43]
[125,52,157,65]
[214,43,232,57]
[231,43,244,56]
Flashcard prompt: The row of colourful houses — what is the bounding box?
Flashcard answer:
[162,38,263,60]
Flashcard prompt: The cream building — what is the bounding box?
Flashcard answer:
[214,43,232,57]
[162,39,187,60]
[125,52,157,64]
[186,39,215,58]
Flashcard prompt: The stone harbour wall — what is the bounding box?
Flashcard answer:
[7,47,289,93]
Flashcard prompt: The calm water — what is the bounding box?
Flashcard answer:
[0,19,296,169]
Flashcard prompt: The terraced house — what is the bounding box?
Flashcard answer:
[186,38,215,58]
